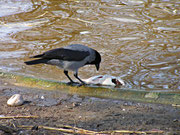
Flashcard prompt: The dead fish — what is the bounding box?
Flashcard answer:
[83,75,125,86]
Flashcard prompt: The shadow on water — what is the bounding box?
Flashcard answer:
[0,0,180,93]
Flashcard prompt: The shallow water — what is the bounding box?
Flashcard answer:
[0,0,180,91]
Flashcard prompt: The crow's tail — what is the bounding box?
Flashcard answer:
[24,59,48,65]
[30,53,44,58]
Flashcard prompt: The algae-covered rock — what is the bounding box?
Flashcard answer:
[145,92,159,99]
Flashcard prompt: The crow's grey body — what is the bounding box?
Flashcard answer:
[25,44,101,84]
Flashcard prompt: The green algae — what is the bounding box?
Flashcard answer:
[145,92,159,99]
[0,72,180,105]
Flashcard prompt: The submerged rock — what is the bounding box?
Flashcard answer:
[7,94,24,106]
[83,75,125,87]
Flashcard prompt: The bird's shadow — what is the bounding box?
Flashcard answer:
[66,82,86,87]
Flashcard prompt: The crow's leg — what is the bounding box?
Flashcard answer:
[64,70,75,84]
[74,72,86,85]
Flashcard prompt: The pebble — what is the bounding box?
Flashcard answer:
[72,102,81,107]
[7,94,24,106]
[0,115,5,117]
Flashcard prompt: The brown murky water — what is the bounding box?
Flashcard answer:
[0,0,180,91]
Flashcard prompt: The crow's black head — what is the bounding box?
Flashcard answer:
[93,50,101,71]
[85,49,101,71]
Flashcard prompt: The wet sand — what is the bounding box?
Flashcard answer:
[0,79,180,135]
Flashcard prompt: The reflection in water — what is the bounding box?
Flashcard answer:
[0,0,180,91]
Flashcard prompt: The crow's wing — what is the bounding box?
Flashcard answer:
[32,48,90,61]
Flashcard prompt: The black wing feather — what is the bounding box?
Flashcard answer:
[25,59,49,65]
[41,48,90,61]
[30,54,44,58]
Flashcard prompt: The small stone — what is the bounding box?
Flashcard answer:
[173,119,178,122]
[72,102,81,107]
[41,95,45,100]
[7,94,24,106]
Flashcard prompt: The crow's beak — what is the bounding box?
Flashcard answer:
[95,63,100,71]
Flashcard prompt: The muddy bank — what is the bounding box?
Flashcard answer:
[0,79,180,135]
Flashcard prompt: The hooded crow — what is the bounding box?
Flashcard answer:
[24,44,101,85]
